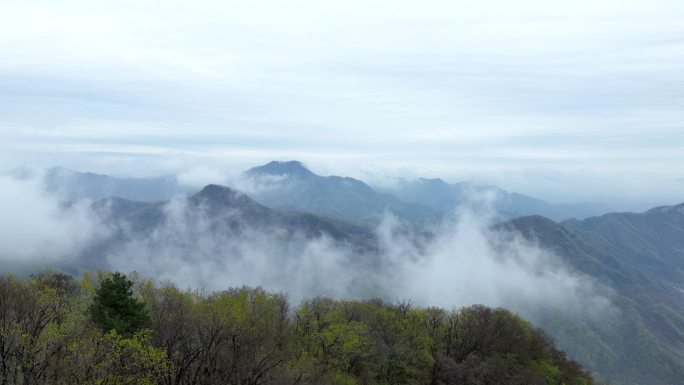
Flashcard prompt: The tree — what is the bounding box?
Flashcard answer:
[0,271,597,385]
[89,272,151,337]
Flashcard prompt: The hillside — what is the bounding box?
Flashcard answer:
[86,184,377,270]
[506,205,684,385]
[101,183,371,236]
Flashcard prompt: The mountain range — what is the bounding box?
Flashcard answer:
[16,161,684,384]
[39,160,612,223]
[243,161,441,226]
[86,184,377,269]
[380,177,612,221]
[42,166,181,202]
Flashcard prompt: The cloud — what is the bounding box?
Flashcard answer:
[102,193,609,319]
[0,0,682,207]
[176,167,229,189]
[377,211,608,315]
[0,173,107,271]
[0,165,611,321]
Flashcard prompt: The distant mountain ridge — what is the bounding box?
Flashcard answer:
[244,161,440,226]
[92,183,376,254]
[44,167,181,202]
[35,162,612,222]
[382,177,612,221]
[245,160,316,178]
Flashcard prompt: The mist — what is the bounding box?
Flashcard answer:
[0,173,108,273]
[99,189,609,320]
[377,212,608,315]
[0,165,613,325]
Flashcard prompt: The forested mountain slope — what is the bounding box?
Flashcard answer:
[506,204,684,385]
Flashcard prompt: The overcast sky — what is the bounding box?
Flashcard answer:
[1,0,683,206]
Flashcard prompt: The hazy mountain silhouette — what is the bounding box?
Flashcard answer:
[44,167,181,202]
[36,163,612,223]
[244,161,440,226]
[384,177,612,221]
[93,183,376,253]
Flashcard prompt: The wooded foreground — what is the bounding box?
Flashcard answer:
[0,270,596,385]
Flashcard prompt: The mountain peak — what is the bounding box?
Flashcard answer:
[194,184,240,200]
[190,184,270,213]
[417,177,449,186]
[246,160,315,178]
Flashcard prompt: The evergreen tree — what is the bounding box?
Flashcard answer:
[89,272,151,336]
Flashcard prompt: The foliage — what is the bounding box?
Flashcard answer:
[89,272,152,336]
[0,271,167,385]
[0,270,596,385]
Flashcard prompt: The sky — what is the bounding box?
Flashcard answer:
[1,0,683,207]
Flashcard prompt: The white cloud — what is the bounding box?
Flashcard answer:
[0,174,107,269]
[100,194,609,318]
[0,0,682,205]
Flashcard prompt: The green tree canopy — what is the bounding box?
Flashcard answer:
[89,272,151,336]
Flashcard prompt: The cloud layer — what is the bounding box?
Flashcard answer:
[0,0,682,206]
[101,192,609,319]
[0,171,611,325]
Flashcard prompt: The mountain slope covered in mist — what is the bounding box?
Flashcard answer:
[95,183,376,251]
[506,204,684,385]
[245,160,612,223]
[10,165,684,384]
[244,161,440,225]
[384,177,612,221]
[35,163,612,222]
[87,183,684,384]
[44,167,181,201]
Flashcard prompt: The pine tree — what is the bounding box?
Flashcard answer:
[89,272,151,336]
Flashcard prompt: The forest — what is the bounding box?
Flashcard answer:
[0,270,597,385]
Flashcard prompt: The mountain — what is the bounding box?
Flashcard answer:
[35,164,611,222]
[90,184,377,259]
[44,167,181,202]
[505,204,684,385]
[383,177,612,221]
[246,160,316,179]
[98,183,375,242]
[244,161,440,226]
[87,184,684,384]
[36,170,684,383]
